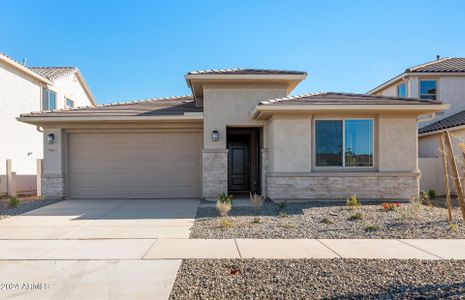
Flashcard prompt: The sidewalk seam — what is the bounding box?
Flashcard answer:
[317,239,342,258]
[396,239,443,259]
[141,239,159,259]
[234,239,242,259]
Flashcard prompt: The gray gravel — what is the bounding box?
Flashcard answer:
[0,198,62,219]
[190,201,465,239]
[169,258,465,300]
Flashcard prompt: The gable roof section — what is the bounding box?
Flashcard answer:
[0,52,51,84]
[187,68,307,75]
[260,92,442,106]
[419,110,465,135]
[367,57,465,94]
[18,95,201,123]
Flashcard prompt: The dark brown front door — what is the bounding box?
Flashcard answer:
[228,135,250,192]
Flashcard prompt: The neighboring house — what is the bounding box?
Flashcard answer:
[368,57,465,194]
[0,52,95,195]
[18,69,446,201]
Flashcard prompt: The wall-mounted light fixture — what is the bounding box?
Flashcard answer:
[47,133,55,144]
[211,130,219,142]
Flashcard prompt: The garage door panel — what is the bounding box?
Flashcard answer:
[68,132,201,199]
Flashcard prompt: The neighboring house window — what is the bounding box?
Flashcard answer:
[419,80,437,100]
[42,88,56,111]
[397,83,406,97]
[315,119,374,168]
[66,98,74,108]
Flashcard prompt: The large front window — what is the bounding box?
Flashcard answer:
[419,80,437,100]
[315,119,374,167]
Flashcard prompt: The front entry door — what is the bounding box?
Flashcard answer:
[227,135,250,192]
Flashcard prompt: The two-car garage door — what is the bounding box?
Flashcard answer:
[68,132,201,199]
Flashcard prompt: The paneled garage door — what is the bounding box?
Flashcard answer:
[68,132,201,198]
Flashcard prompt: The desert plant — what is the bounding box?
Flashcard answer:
[346,194,361,209]
[365,224,379,232]
[399,200,423,223]
[418,191,433,207]
[8,197,20,208]
[250,193,264,214]
[217,192,233,204]
[216,201,232,217]
[219,218,234,228]
[449,223,458,232]
[348,212,363,221]
[321,217,333,224]
[382,202,401,212]
[428,189,436,200]
[278,200,287,211]
[278,211,288,218]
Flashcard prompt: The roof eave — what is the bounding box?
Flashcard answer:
[251,104,450,120]
[17,114,204,125]
[0,54,52,85]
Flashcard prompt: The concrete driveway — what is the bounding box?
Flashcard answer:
[0,199,199,300]
[0,199,199,239]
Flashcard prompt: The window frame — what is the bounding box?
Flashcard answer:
[313,118,375,170]
[41,88,57,111]
[397,82,407,97]
[419,79,438,100]
[65,98,74,108]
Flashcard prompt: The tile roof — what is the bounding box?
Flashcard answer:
[29,66,77,81]
[187,68,307,75]
[419,110,465,134]
[20,95,200,117]
[407,58,465,73]
[260,92,442,106]
[367,57,465,94]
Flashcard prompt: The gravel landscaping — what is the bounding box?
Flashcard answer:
[190,200,465,239]
[170,258,465,299]
[0,197,61,219]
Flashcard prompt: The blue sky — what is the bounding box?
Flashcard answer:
[1,0,464,104]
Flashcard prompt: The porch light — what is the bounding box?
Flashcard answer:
[211,130,219,142]
[47,133,55,144]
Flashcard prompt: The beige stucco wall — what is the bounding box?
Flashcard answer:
[0,61,43,177]
[50,73,93,109]
[202,83,288,149]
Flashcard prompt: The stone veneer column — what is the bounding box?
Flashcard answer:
[261,148,268,197]
[42,128,65,199]
[202,149,228,200]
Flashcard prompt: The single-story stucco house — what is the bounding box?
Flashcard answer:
[18,69,448,201]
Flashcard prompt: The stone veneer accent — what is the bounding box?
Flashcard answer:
[42,175,65,199]
[202,150,228,200]
[266,173,419,200]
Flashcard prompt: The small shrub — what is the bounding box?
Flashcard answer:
[8,197,20,208]
[217,192,233,204]
[365,224,379,232]
[321,217,333,224]
[348,212,363,221]
[418,191,433,207]
[399,197,424,223]
[219,218,234,228]
[346,195,361,209]
[249,193,264,214]
[428,189,436,200]
[382,202,401,212]
[251,217,261,224]
[216,201,232,217]
[449,223,458,232]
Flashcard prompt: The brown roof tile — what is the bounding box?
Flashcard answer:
[29,66,77,81]
[260,92,442,106]
[21,95,200,117]
[419,110,465,134]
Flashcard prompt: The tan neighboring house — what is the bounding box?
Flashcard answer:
[0,52,95,195]
[18,69,447,201]
[368,57,465,195]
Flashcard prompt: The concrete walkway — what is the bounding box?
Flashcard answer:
[1,238,464,260]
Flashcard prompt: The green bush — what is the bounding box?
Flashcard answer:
[8,197,20,208]
[365,224,379,232]
[346,194,361,208]
[428,189,436,200]
[217,193,233,204]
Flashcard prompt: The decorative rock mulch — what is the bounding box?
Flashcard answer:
[0,198,62,219]
[169,258,465,300]
[190,201,465,239]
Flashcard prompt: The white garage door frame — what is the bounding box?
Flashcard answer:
[65,129,202,199]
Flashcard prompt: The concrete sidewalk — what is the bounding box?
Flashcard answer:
[1,238,464,260]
